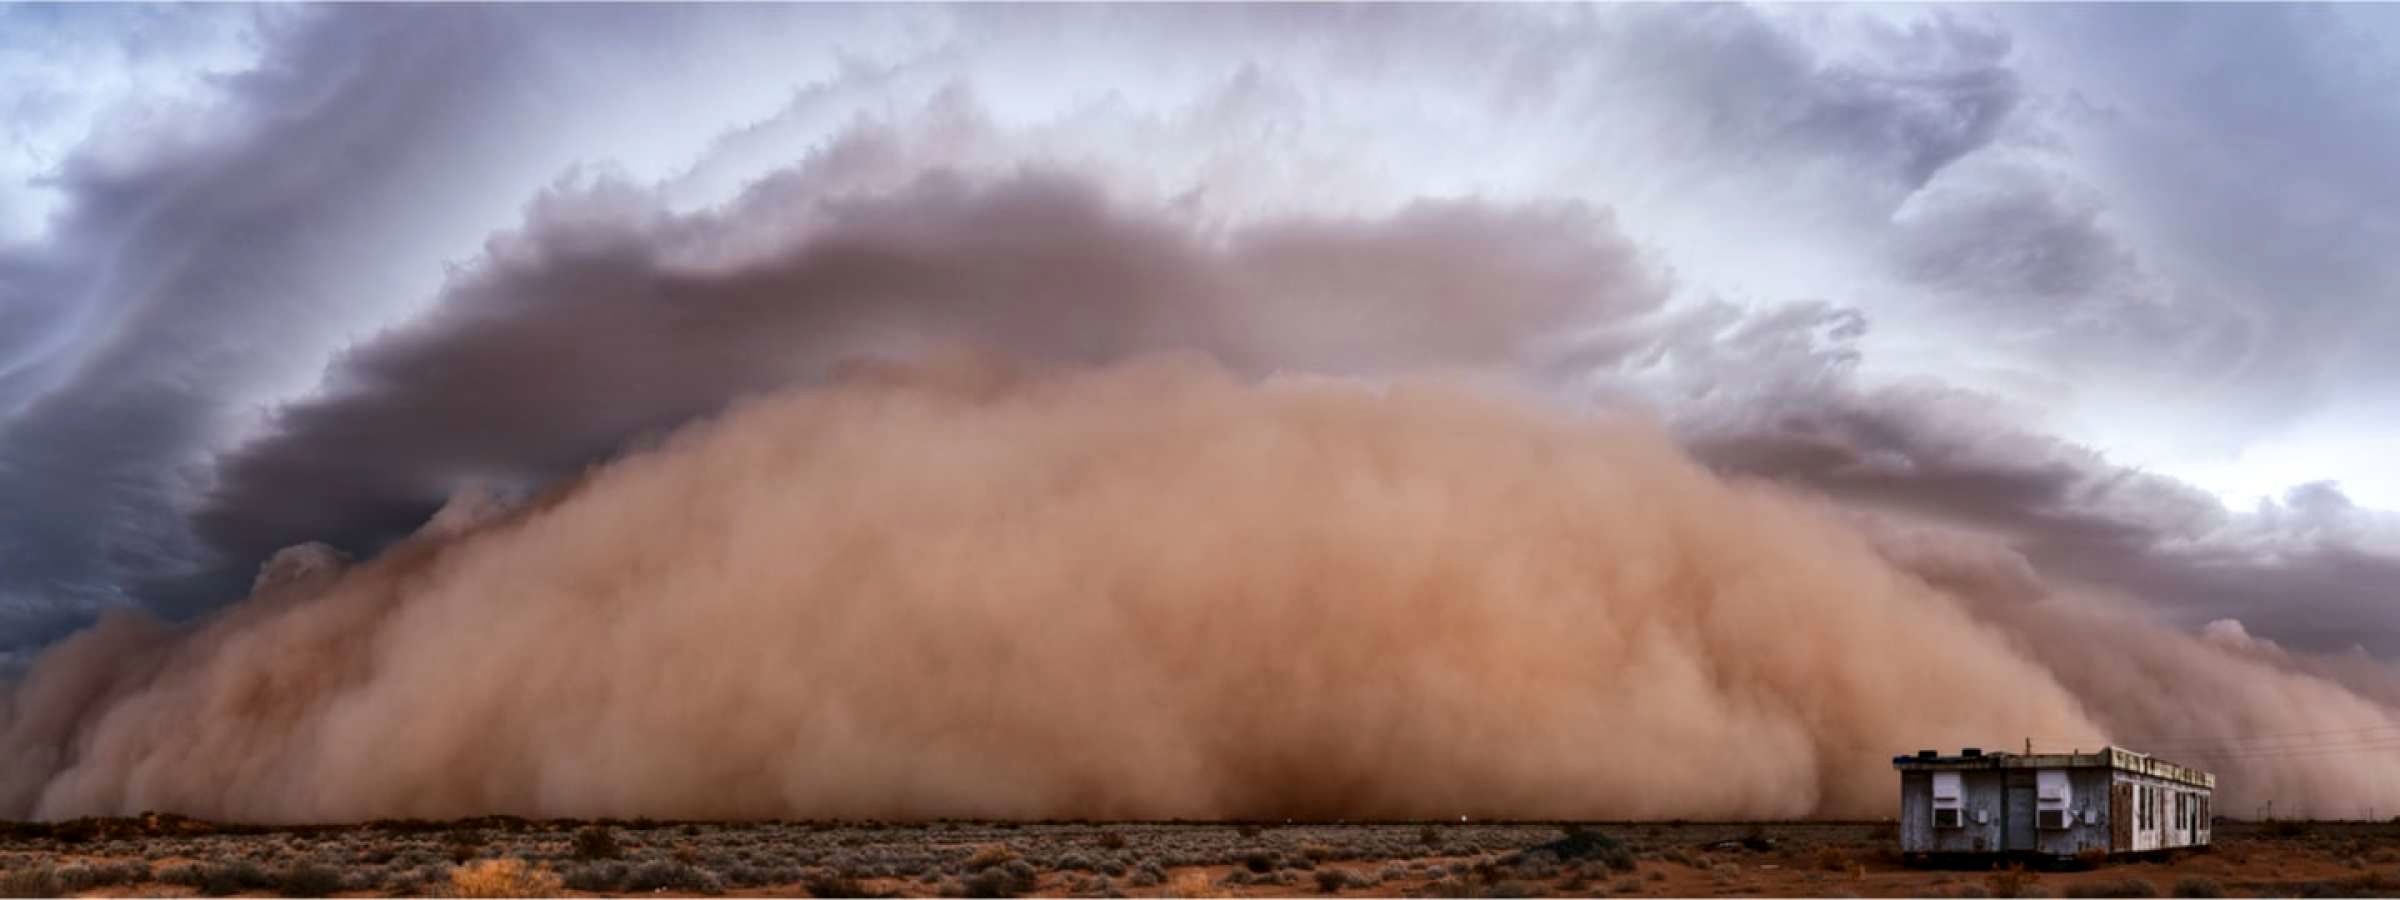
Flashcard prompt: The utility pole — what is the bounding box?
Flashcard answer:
[2025,736,2032,755]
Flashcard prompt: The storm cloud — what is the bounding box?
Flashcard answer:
[4,3,2400,819]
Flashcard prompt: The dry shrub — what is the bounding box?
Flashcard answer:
[448,859,564,898]
[2347,870,2400,895]
[803,868,866,898]
[2265,820,2314,839]
[1097,831,1128,850]
[572,824,622,860]
[965,845,1020,870]
[2170,876,2226,898]
[2076,847,2112,868]
[276,863,343,897]
[1816,847,1852,872]
[2065,878,2158,898]
[1987,863,2041,899]
[0,865,60,898]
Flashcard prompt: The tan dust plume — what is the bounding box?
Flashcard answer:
[4,355,2119,821]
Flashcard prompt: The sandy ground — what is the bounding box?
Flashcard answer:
[3,818,2397,897]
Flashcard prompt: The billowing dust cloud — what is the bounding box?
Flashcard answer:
[5,356,2399,822]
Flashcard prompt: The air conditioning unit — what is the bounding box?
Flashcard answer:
[1934,808,1963,829]
[2038,810,2068,830]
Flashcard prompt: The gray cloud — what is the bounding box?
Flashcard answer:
[1626,297,2400,655]
[184,152,1662,595]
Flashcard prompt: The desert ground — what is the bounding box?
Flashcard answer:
[3,817,2398,898]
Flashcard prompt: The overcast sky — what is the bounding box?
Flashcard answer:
[2,3,2396,664]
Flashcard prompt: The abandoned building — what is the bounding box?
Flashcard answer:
[1892,746,2214,859]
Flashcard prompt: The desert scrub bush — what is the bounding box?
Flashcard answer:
[0,864,60,898]
[448,859,564,898]
[561,861,629,892]
[53,863,108,893]
[1986,864,2042,899]
[1380,863,1408,883]
[1243,850,1280,873]
[446,829,489,863]
[1096,831,1128,851]
[802,867,867,897]
[964,845,1020,871]
[1315,868,1357,893]
[341,867,389,893]
[2170,876,2226,898]
[962,859,1038,898]
[194,860,274,896]
[1410,877,1472,898]
[2066,878,2159,898]
[1486,880,1549,898]
[276,862,344,897]
[572,824,622,860]
[57,859,151,897]
[1816,847,1852,872]
[1128,861,1166,887]
[2265,820,2315,839]
[627,859,720,894]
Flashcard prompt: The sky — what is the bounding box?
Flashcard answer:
[2,2,2398,668]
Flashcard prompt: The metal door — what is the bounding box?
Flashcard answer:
[2005,770,2037,851]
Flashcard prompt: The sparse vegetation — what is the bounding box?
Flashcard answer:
[1987,863,2041,899]
[1816,846,1852,872]
[0,816,2381,898]
[2066,877,2160,898]
[0,864,60,898]
[1316,867,1357,892]
[448,858,564,898]
[276,862,344,897]
[573,824,623,860]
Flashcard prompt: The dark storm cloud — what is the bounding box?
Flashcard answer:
[186,149,1665,585]
[0,7,524,643]
[1638,298,2400,654]
[0,4,819,640]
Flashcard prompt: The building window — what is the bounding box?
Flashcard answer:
[1932,771,1963,829]
[2037,771,2071,830]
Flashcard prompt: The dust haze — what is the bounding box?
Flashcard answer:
[6,353,2399,822]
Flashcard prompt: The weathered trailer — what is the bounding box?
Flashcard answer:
[1893,746,2213,860]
